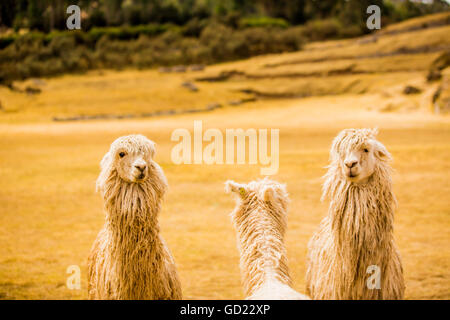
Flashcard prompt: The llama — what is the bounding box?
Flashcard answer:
[306,128,405,300]
[87,134,182,300]
[226,178,310,300]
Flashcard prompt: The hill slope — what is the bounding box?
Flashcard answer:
[0,12,449,123]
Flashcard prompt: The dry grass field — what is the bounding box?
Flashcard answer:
[0,13,449,299]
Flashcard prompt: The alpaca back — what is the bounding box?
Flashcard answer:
[226,179,310,300]
[248,279,310,300]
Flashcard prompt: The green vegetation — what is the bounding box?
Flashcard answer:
[239,16,290,29]
[0,23,305,83]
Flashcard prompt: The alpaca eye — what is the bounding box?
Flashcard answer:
[119,152,126,158]
[364,148,369,153]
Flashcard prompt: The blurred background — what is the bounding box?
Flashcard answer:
[0,1,449,300]
[0,0,449,84]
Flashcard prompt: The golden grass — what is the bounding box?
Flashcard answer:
[0,69,249,123]
[236,53,441,77]
[0,96,449,299]
[0,14,449,299]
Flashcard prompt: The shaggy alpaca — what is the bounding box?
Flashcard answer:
[226,178,310,300]
[87,134,182,300]
[306,128,405,300]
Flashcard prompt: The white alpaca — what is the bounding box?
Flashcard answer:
[306,128,405,300]
[226,178,310,300]
[87,134,182,300]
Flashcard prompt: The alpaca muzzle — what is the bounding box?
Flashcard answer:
[344,165,361,181]
[132,160,148,181]
[132,167,148,182]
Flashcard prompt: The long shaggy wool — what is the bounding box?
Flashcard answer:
[226,178,310,300]
[306,129,405,300]
[87,135,182,300]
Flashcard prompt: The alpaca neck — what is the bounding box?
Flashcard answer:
[102,174,165,242]
[325,167,396,265]
[236,207,291,296]
[95,164,169,299]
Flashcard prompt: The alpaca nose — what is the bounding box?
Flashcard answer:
[345,160,358,168]
[135,165,146,172]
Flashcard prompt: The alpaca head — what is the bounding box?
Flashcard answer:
[329,128,391,184]
[225,178,289,226]
[97,134,158,186]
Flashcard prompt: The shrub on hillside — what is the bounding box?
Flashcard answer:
[303,19,344,41]
[0,20,308,84]
[181,18,208,37]
[86,24,172,43]
[240,16,290,29]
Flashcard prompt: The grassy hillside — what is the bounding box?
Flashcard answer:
[0,13,449,300]
[1,12,449,123]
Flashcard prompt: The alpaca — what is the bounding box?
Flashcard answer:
[87,134,182,300]
[306,128,405,300]
[226,178,310,300]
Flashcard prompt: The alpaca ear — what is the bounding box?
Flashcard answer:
[263,186,276,202]
[100,151,112,170]
[264,184,288,202]
[374,141,392,161]
[148,141,156,158]
[330,133,345,162]
[369,127,379,138]
[225,180,247,197]
[97,151,112,193]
